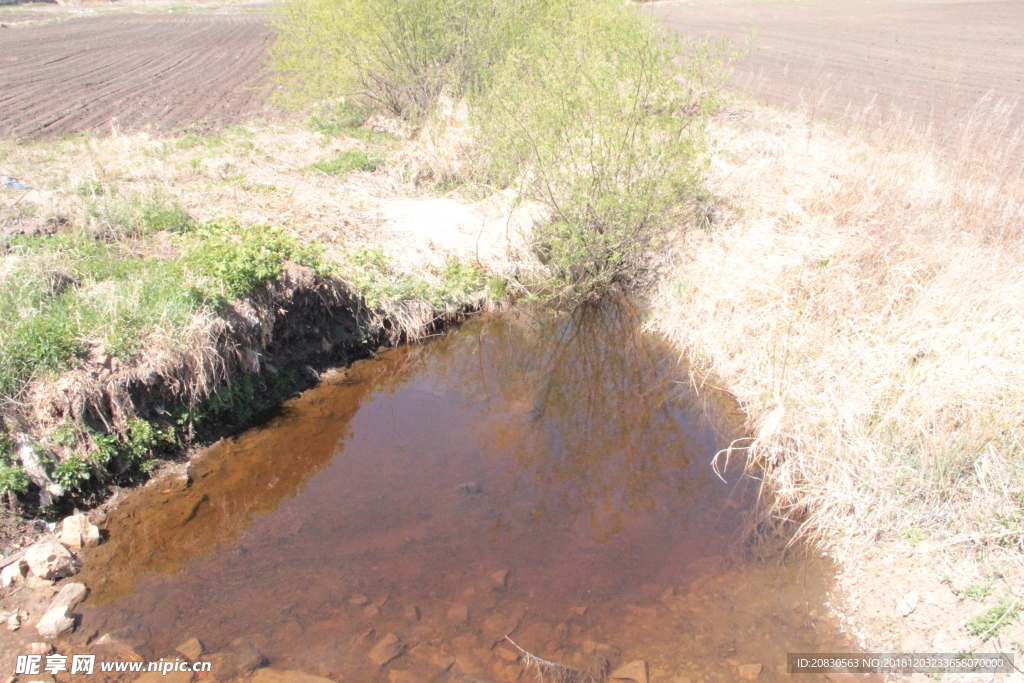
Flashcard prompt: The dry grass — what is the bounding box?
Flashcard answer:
[650,97,1024,556]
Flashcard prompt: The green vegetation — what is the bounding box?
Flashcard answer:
[0,216,327,402]
[273,0,732,301]
[344,246,492,310]
[967,598,1020,640]
[307,149,382,176]
[88,189,194,236]
[180,218,327,303]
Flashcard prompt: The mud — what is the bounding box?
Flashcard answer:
[59,302,855,683]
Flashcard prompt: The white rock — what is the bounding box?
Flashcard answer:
[24,542,76,580]
[36,606,75,638]
[28,642,54,655]
[1,559,26,587]
[59,514,102,548]
[897,591,920,617]
[49,582,88,611]
[83,524,102,548]
[7,613,21,631]
[60,515,90,548]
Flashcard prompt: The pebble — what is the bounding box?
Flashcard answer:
[7,613,20,631]
[368,633,405,667]
[349,594,370,607]
[490,569,509,588]
[737,663,763,680]
[447,604,469,625]
[175,637,205,661]
[611,660,648,683]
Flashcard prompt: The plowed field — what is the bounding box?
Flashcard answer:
[655,0,1024,141]
[0,12,273,140]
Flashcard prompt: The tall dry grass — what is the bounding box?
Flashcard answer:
[651,98,1024,555]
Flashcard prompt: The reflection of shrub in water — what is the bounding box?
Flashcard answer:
[431,298,731,539]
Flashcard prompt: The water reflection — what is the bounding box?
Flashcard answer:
[77,300,756,679]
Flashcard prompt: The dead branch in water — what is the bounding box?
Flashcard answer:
[504,636,603,683]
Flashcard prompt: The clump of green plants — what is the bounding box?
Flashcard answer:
[0,432,29,498]
[0,231,200,397]
[307,149,382,176]
[967,598,1020,640]
[180,218,327,304]
[343,247,490,310]
[88,189,194,236]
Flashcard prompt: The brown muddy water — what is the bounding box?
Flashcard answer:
[74,302,852,683]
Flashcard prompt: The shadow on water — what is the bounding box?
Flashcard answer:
[75,299,852,683]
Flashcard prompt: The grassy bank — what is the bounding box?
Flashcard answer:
[650,100,1024,556]
[0,120,509,517]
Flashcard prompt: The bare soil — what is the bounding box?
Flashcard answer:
[654,0,1024,143]
[0,11,275,140]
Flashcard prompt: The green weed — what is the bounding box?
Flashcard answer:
[967,598,1020,640]
[307,149,382,176]
[179,218,327,304]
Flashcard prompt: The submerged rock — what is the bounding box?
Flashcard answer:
[368,633,405,667]
[175,637,205,661]
[24,542,76,580]
[447,604,470,625]
[251,669,336,683]
[738,663,763,680]
[611,660,648,683]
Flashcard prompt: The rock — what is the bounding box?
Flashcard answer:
[408,643,455,672]
[447,604,470,625]
[897,591,920,617]
[738,664,763,680]
[207,639,267,681]
[349,594,370,607]
[490,569,509,587]
[49,582,88,611]
[1,559,25,587]
[175,637,205,661]
[368,633,405,667]
[403,605,421,622]
[24,542,76,580]
[671,676,692,683]
[60,515,90,548]
[26,576,56,592]
[625,604,658,619]
[494,646,520,663]
[251,668,336,683]
[93,633,144,661]
[7,613,20,631]
[455,482,482,495]
[611,660,648,683]
[27,642,53,655]
[82,524,102,548]
[362,604,381,618]
[36,606,75,637]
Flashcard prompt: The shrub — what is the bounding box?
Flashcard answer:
[271,0,542,119]
[475,3,733,299]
